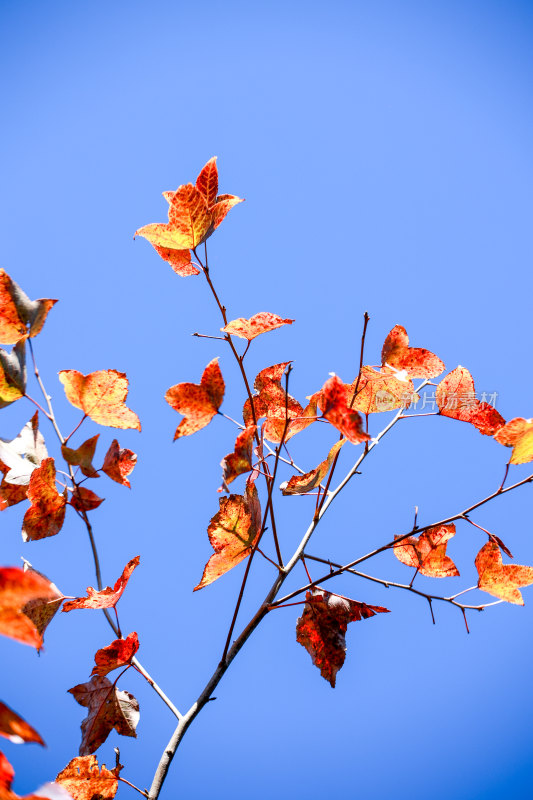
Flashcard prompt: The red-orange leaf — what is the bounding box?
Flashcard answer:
[220,426,256,490]
[0,702,44,746]
[475,541,533,605]
[221,313,294,342]
[195,156,219,207]
[20,560,63,647]
[0,567,60,648]
[22,458,67,542]
[436,367,505,436]
[62,556,139,612]
[153,245,200,277]
[0,751,14,793]
[91,633,139,677]
[70,487,104,512]
[282,440,346,495]
[56,755,119,800]
[0,270,57,345]
[194,481,261,591]
[68,675,139,756]
[393,524,459,578]
[320,375,371,444]
[243,363,316,443]
[381,324,445,379]
[0,340,26,407]
[494,418,533,465]
[210,194,243,231]
[165,358,224,440]
[101,440,137,488]
[0,463,27,511]
[61,435,99,478]
[296,589,390,687]
[350,366,416,414]
[58,370,140,431]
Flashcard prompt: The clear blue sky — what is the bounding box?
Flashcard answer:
[1,0,533,797]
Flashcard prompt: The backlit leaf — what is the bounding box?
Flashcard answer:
[436,367,505,436]
[221,313,294,342]
[68,676,139,756]
[91,633,139,677]
[220,426,256,490]
[61,436,99,478]
[56,755,119,800]
[393,524,459,578]
[494,418,533,465]
[0,702,44,746]
[62,557,139,613]
[282,440,346,495]
[70,487,104,513]
[195,156,219,207]
[243,363,316,443]
[58,370,141,431]
[350,366,415,414]
[0,567,60,648]
[319,375,370,444]
[21,560,63,646]
[0,340,26,408]
[0,270,57,345]
[101,440,137,488]
[165,358,224,440]
[22,459,67,542]
[475,541,533,605]
[381,325,445,378]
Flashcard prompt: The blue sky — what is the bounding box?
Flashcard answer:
[1,0,533,797]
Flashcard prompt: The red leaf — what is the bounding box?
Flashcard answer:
[61,435,100,478]
[436,367,505,436]
[494,417,533,465]
[195,156,219,207]
[221,313,294,342]
[475,541,533,605]
[68,675,139,756]
[62,557,139,612]
[350,366,416,414]
[282,440,346,495]
[59,370,141,431]
[393,524,460,578]
[319,375,370,444]
[0,701,44,746]
[70,487,104,512]
[381,325,445,379]
[165,358,225,439]
[153,245,200,277]
[56,755,120,800]
[296,589,389,687]
[101,440,137,488]
[22,458,67,542]
[20,560,63,647]
[0,751,14,792]
[243,363,316,443]
[91,633,139,677]
[0,269,57,345]
[0,567,61,648]
[220,426,256,490]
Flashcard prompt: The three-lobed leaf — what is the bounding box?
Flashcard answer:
[393,524,459,578]
[68,675,139,756]
[59,370,141,431]
[165,358,224,440]
[475,541,533,605]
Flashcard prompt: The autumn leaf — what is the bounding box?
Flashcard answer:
[221,313,294,342]
[21,560,63,646]
[0,567,61,648]
[296,589,390,687]
[69,675,139,756]
[58,370,141,431]
[195,156,219,206]
[0,468,27,512]
[393,524,459,578]
[436,367,505,436]
[220,425,256,490]
[282,440,346,495]
[319,375,370,444]
[56,755,120,800]
[91,633,139,677]
[152,245,200,277]
[22,458,67,542]
[101,440,137,488]
[0,412,47,487]
[61,436,99,478]
[70,488,104,513]
[494,418,533,465]
[0,702,44,746]
[0,270,57,345]
[350,366,416,414]
[194,481,261,590]
[0,751,14,793]
[165,358,224,440]
[381,325,445,379]
[0,340,26,408]
[62,557,139,612]
[475,541,533,605]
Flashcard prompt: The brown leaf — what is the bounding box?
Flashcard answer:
[221,313,294,342]
[475,541,533,605]
[296,589,389,687]
[165,358,225,439]
[381,325,445,379]
[68,675,139,756]
[70,488,104,513]
[91,632,140,677]
[220,426,256,490]
[62,557,139,612]
[319,375,371,444]
[282,440,346,495]
[58,371,141,431]
[101,440,137,488]
[0,567,60,648]
[0,270,57,345]
[22,458,67,541]
[436,367,505,436]
[56,755,119,800]
[494,417,533,465]
[0,701,44,745]
[194,481,261,590]
[61,436,100,478]
[393,524,460,578]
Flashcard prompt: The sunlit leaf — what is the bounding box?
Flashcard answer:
[381,325,445,378]
[62,557,139,612]
[0,270,57,345]
[475,541,533,605]
[22,458,67,542]
[0,567,60,648]
[494,418,533,465]
[101,440,137,488]
[436,367,505,436]
[165,358,224,440]
[393,524,459,578]
[91,633,139,677]
[56,755,119,800]
[221,313,294,342]
[58,370,141,431]
[282,440,346,495]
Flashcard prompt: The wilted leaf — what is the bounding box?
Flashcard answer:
[0,567,60,648]
[68,676,139,756]
[165,358,224,439]
[350,366,416,414]
[56,755,119,800]
[101,440,137,488]
[22,459,67,542]
[319,375,370,444]
[494,418,533,465]
[296,589,389,687]
[220,426,256,490]
[194,481,261,590]
[0,413,47,486]
[282,440,346,495]
[61,436,99,478]
[0,270,57,345]
[62,557,139,612]
[91,633,139,677]
[70,488,104,513]
[0,340,26,408]
[436,367,505,436]
[393,524,459,578]
[21,560,63,646]
[0,701,44,745]
[381,325,445,378]
[221,313,294,342]
[58,371,141,431]
[475,541,533,605]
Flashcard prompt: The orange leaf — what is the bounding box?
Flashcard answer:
[0,464,27,511]
[393,524,460,578]
[20,560,63,647]
[243,363,316,443]
[0,567,60,648]
[296,589,389,687]
[194,481,261,590]
[61,435,99,478]
[282,440,346,495]
[91,632,139,677]
[68,676,139,756]
[221,313,294,342]
[319,375,370,444]
[0,751,14,793]
[22,458,67,542]
[0,340,26,408]
[494,417,533,465]
[195,156,219,207]
[210,194,243,231]
[56,755,119,800]
[59,370,141,431]
[0,270,57,345]
[70,487,104,512]
[62,556,139,612]
[153,245,199,277]
[101,440,137,488]
[165,358,224,440]
[220,425,256,490]
[350,365,416,414]
[475,541,533,605]
[381,325,445,379]
[0,702,44,746]
[436,366,505,436]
